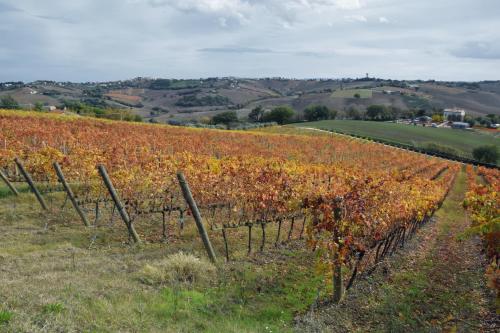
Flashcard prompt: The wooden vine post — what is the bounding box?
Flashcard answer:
[0,169,19,196]
[98,165,141,243]
[177,172,217,263]
[333,197,344,303]
[221,228,229,262]
[53,162,90,227]
[14,158,48,210]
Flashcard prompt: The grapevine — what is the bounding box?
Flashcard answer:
[0,109,461,296]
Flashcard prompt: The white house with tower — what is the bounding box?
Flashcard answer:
[443,108,466,122]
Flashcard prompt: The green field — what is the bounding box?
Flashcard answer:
[331,89,372,99]
[292,120,500,162]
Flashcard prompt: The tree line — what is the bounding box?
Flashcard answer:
[211,104,339,127]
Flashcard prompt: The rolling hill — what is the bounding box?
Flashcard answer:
[1,78,499,123]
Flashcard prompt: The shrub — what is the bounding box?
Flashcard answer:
[431,114,444,123]
[139,252,216,287]
[473,145,499,164]
[34,102,44,112]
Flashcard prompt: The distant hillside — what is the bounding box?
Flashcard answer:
[1,78,499,123]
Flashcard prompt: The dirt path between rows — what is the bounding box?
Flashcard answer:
[296,170,499,332]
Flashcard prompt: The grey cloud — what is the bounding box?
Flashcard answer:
[0,2,22,12]
[293,51,335,58]
[144,0,361,25]
[451,41,500,60]
[198,47,274,54]
[198,47,333,58]
[0,0,499,82]
[34,15,77,24]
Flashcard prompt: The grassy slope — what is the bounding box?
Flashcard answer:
[331,89,372,99]
[293,120,499,161]
[0,189,325,332]
[297,170,498,332]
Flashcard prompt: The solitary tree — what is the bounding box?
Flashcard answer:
[263,106,295,125]
[248,106,265,122]
[304,105,336,122]
[34,102,44,112]
[212,111,238,125]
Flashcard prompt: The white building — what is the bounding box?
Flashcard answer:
[443,108,465,122]
[451,122,470,129]
[43,105,57,111]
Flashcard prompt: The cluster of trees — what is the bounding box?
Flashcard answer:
[208,104,339,128]
[149,79,202,90]
[365,105,398,121]
[364,105,416,121]
[303,105,337,121]
[175,94,231,107]
[464,114,499,128]
[343,105,426,121]
[248,106,295,124]
[0,95,20,109]
[248,104,337,124]
[342,105,457,122]
[211,105,297,128]
[360,106,499,128]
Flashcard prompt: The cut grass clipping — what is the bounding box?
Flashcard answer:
[139,252,216,287]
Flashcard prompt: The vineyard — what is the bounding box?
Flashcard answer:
[4,109,496,331]
[464,165,500,299]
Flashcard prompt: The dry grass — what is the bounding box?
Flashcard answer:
[139,252,216,287]
[0,190,320,332]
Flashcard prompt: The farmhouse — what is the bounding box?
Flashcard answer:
[443,108,465,122]
[414,116,432,124]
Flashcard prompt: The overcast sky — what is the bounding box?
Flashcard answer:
[0,0,499,82]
